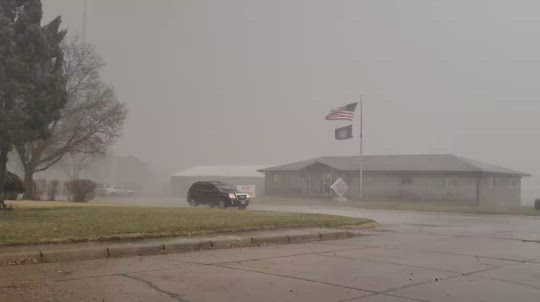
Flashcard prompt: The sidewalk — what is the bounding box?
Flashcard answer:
[0,226,373,265]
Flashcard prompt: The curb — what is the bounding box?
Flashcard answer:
[0,229,369,265]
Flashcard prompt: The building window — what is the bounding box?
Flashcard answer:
[272,174,281,184]
[445,177,458,188]
[401,177,413,185]
[511,178,519,188]
[489,177,495,189]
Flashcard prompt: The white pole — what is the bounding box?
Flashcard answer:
[82,0,87,42]
[359,95,363,200]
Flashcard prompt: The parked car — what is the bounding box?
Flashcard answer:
[187,181,249,209]
[105,185,135,197]
[95,184,108,197]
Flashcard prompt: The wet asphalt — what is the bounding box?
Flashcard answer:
[3,200,540,301]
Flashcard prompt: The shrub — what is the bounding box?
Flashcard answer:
[5,172,25,194]
[6,192,19,200]
[64,179,97,202]
[32,179,48,201]
[47,180,60,201]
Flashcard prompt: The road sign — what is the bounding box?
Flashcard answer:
[330,178,349,198]
[236,185,256,197]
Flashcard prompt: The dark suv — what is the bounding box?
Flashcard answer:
[187,181,250,209]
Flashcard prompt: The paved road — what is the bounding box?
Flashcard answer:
[253,204,540,239]
[2,205,540,301]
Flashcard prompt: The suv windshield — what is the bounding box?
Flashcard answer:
[215,184,236,191]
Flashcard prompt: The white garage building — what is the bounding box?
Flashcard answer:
[170,165,271,198]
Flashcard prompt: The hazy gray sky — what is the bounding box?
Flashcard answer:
[42,1,540,183]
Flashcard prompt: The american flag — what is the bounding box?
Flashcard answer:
[325,102,358,121]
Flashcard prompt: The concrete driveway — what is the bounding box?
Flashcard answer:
[2,205,540,301]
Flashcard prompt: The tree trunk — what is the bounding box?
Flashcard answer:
[0,141,9,209]
[22,169,35,200]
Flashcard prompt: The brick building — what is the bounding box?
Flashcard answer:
[258,154,529,207]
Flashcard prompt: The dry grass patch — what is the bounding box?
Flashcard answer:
[0,201,373,245]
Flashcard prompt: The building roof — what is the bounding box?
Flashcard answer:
[174,165,270,178]
[258,154,530,176]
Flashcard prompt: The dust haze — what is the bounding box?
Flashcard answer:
[41,0,540,202]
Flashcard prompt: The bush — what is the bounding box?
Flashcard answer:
[6,192,19,200]
[5,172,25,194]
[64,179,97,202]
[535,199,540,211]
[32,179,48,201]
[47,180,60,201]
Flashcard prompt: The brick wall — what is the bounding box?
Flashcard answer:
[478,175,521,208]
[264,170,523,207]
[346,173,478,203]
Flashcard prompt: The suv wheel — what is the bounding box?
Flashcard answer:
[189,198,199,207]
[218,199,227,209]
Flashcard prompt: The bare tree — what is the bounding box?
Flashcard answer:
[47,180,60,201]
[13,37,127,199]
[32,179,48,201]
[59,152,97,181]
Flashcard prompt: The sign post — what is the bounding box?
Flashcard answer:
[330,178,349,202]
[236,185,256,198]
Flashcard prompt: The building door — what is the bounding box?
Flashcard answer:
[308,172,321,194]
[308,172,333,194]
[305,163,337,195]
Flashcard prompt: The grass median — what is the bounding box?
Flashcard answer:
[0,201,373,245]
[255,196,539,216]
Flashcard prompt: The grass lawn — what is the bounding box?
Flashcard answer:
[255,196,540,216]
[351,200,540,215]
[0,201,373,245]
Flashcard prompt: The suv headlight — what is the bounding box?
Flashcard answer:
[228,193,236,199]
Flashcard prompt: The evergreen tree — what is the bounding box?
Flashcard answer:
[0,0,67,207]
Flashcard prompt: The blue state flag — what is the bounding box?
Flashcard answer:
[335,125,353,140]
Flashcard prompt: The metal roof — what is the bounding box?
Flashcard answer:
[174,165,270,177]
[258,154,530,176]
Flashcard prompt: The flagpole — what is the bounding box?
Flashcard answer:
[82,0,87,42]
[359,95,363,200]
